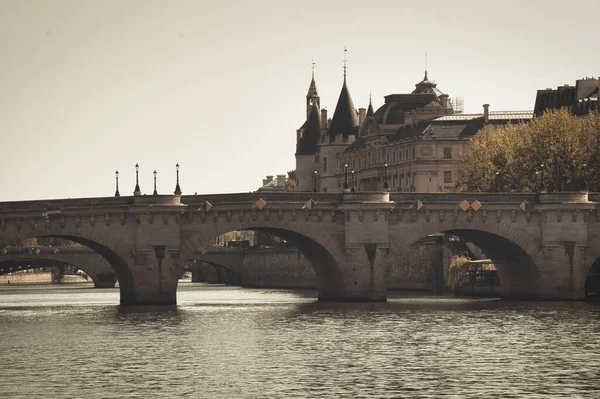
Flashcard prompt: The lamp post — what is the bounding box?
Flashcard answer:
[174,163,182,195]
[313,169,318,193]
[351,168,355,192]
[383,161,389,190]
[134,163,141,196]
[114,170,120,197]
[153,170,158,195]
[343,161,349,191]
[540,162,546,192]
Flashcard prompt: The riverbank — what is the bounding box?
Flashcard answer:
[0,272,91,285]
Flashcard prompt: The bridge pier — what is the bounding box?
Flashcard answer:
[120,246,182,306]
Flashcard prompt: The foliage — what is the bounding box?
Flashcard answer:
[457,109,600,192]
[447,253,471,289]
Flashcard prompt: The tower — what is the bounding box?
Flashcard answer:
[318,48,358,193]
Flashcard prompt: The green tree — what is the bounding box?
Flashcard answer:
[457,109,600,192]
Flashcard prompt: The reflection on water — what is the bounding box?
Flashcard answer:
[1,283,600,398]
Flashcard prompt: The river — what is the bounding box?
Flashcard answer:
[1,282,600,398]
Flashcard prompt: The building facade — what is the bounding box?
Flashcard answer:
[295,68,533,193]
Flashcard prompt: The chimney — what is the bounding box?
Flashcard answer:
[320,108,328,129]
[276,174,286,188]
[483,104,489,124]
[262,179,268,186]
[266,175,273,183]
[358,108,366,125]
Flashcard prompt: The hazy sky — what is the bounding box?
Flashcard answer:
[1,0,599,201]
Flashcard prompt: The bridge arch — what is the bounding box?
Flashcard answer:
[0,256,117,288]
[389,219,542,298]
[194,261,241,285]
[180,220,346,300]
[0,229,135,302]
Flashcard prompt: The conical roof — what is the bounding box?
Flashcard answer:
[327,79,359,137]
[296,104,321,156]
[367,95,374,117]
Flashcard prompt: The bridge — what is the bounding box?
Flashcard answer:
[0,191,598,305]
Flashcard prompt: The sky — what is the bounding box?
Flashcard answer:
[1,0,599,201]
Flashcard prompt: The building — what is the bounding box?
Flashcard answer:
[295,65,533,193]
[534,77,600,116]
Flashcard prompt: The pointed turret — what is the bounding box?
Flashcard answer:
[296,103,321,156]
[327,77,359,137]
[306,61,320,119]
[367,92,374,117]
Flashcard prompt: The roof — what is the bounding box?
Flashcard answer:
[306,73,319,98]
[412,71,445,97]
[373,95,437,124]
[367,97,374,117]
[434,111,533,121]
[327,79,359,137]
[296,104,321,156]
[384,110,533,144]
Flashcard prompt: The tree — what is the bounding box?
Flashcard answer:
[457,109,600,192]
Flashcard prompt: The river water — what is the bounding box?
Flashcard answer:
[1,283,600,398]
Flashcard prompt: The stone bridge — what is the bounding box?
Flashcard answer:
[0,191,598,305]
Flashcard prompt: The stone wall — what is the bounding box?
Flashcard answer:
[241,249,316,289]
[237,240,447,292]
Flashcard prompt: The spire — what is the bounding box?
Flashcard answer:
[296,103,321,156]
[367,92,374,117]
[424,52,428,80]
[343,46,348,83]
[306,59,320,118]
[328,50,359,137]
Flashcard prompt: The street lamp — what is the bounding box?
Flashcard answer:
[343,161,350,191]
[351,168,355,192]
[114,170,120,197]
[134,163,141,196]
[174,163,182,195]
[313,169,318,193]
[383,161,389,190]
[153,170,158,195]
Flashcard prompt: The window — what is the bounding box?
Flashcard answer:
[443,147,452,159]
[444,171,452,183]
[412,147,416,159]
[323,157,327,172]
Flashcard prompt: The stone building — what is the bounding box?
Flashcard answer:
[534,77,600,116]
[295,67,533,192]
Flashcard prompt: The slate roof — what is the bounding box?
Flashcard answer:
[385,111,533,144]
[327,79,359,137]
[296,104,321,156]
[373,95,436,124]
